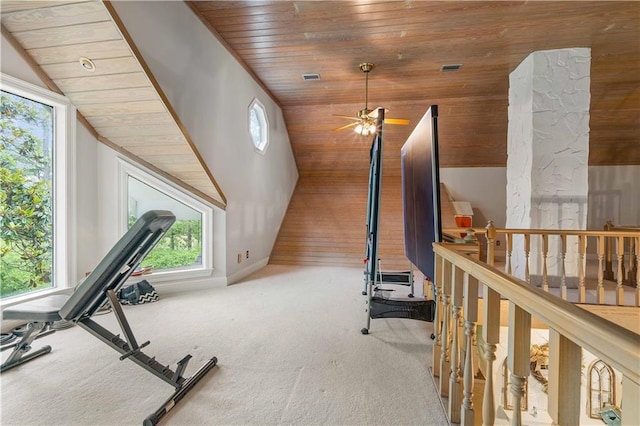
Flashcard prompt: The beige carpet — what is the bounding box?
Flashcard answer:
[0,264,446,425]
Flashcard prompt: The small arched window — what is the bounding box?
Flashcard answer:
[248,98,269,153]
[587,359,616,419]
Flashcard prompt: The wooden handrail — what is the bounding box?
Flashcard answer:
[443,224,640,306]
[444,226,639,238]
[433,243,640,386]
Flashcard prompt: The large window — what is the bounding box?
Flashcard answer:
[120,160,212,280]
[0,74,75,300]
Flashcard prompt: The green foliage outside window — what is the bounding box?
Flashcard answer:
[130,216,203,270]
[0,91,54,298]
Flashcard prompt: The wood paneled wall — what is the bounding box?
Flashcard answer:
[270,175,409,270]
[270,115,409,270]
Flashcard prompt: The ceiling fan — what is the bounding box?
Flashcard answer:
[333,62,410,136]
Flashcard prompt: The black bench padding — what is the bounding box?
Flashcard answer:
[3,295,68,322]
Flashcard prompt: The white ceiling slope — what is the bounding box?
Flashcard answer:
[1,0,226,209]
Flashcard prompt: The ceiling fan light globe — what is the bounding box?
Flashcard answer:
[354,124,364,134]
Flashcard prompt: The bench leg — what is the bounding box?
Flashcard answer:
[1,322,53,372]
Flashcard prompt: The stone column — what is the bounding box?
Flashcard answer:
[506,48,591,284]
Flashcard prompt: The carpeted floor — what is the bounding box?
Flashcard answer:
[0,264,446,426]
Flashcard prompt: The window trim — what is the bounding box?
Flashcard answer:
[118,158,214,283]
[0,73,76,304]
[248,97,269,153]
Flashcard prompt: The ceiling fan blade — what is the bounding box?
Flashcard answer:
[333,121,359,131]
[384,118,410,125]
[332,114,360,120]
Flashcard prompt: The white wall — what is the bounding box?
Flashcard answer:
[110,1,299,281]
[441,165,640,231]
[588,165,640,228]
[1,33,101,284]
[440,167,508,228]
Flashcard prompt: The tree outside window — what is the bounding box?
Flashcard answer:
[127,176,203,273]
[0,90,54,298]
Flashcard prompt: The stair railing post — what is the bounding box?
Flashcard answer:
[616,236,625,305]
[548,329,581,425]
[486,221,496,267]
[597,235,606,304]
[448,265,464,423]
[461,273,479,426]
[578,235,587,303]
[560,234,568,300]
[507,303,531,426]
[482,285,500,426]
[433,254,444,378]
[440,259,453,397]
[542,234,549,292]
[622,375,640,425]
[505,233,513,275]
[604,220,614,280]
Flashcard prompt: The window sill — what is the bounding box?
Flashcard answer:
[0,286,72,310]
[125,267,215,286]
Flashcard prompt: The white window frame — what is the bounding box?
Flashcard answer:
[118,159,214,283]
[0,73,76,303]
[248,97,269,153]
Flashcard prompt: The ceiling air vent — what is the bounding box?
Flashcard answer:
[440,64,463,72]
[302,73,321,81]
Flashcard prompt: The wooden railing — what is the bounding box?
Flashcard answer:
[604,222,639,290]
[444,223,640,307]
[431,242,640,425]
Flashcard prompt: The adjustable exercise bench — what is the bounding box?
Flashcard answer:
[0,210,217,425]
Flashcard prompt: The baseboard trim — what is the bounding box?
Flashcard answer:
[154,275,227,294]
[227,257,269,285]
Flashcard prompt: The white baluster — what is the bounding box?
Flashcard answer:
[597,235,605,304]
[542,234,549,292]
[524,234,531,284]
[506,233,513,276]
[616,236,625,305]
[482,285,500,426]
[579,235,587,303]
[560,234,567,300]
[448,266,464,423]
[461,274,479,425]
[508,303,531,426]
[433,255,444,378]
[440,260,452,397]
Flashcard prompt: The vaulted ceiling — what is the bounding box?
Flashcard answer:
[188,1,639,267]
[1,0,226,208]
[189,0,640,174]
[2,1,638,268]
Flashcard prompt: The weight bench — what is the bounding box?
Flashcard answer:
[0,210,217,425]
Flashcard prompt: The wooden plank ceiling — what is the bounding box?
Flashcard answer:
[190,0,639,170]
[189,1,640,267]
[2,1,637,268]
[1,0,226,208]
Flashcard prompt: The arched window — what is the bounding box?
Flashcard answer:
[587,359,616,419]
[248,98,269,153]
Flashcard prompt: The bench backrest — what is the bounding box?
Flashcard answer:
[59,210,175,321]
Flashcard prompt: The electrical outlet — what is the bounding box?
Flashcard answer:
[496,240,501,246]
[246,250,249,259]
